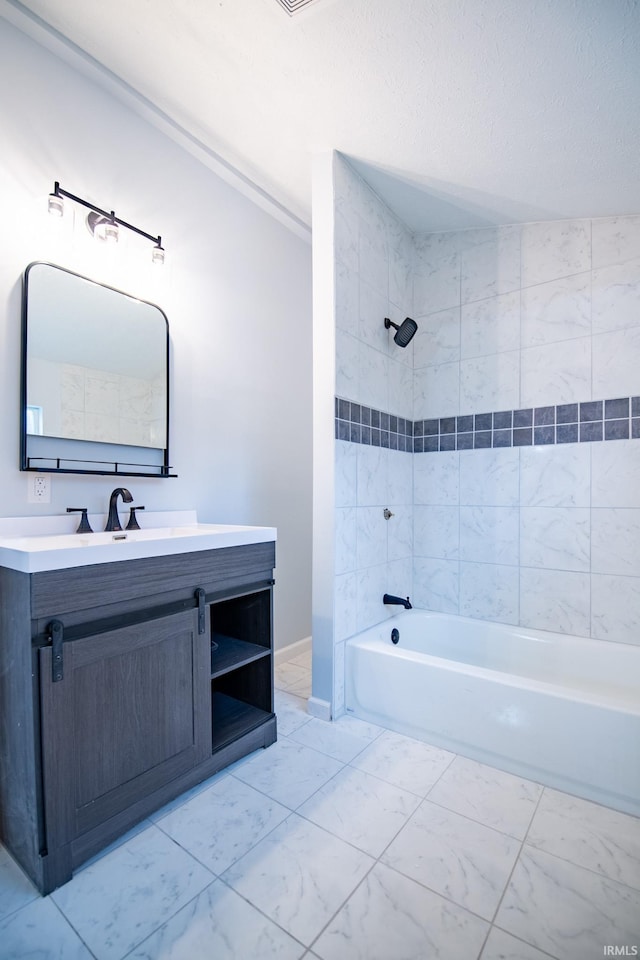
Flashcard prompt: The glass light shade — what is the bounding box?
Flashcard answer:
[100,220,119,244]
[152,244,165,265]
[47,193,65,217]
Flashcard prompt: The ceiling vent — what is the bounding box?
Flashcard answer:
[274,0,325,14]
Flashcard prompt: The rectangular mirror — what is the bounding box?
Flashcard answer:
[21,262,174,477]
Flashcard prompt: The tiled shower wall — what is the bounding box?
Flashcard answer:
[412,216,640,644]
[332,153,640,713]
[332,156,414,713]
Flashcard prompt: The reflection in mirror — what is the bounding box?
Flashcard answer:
[22,263,173,477]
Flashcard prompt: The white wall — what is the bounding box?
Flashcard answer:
[0,19,312,650]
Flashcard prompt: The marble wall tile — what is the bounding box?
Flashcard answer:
[413,360,460,420]
[119,377,153,420]
[591,573,640,646]
[335,259,359,333]
[385,557,413,604]
[358,342,389,412]
[592,258,640,334]
[389,229,413,312]
[520,336,591,406]
[359,223,388,298]
[335,329,359,399]
[460,225,521,304]
[60,409,85,439]
[335,508,357,575]
[388,357,413,419]
[519,568,591,636]
[495,847,640,960]
[413,307,460,369]
[387,505,413,561]
[460,291,520,360]
[357,444,388,506]
[459,562,519,624]
[413,231,460,315]
[592,214,640,269]
[335,439,357,507]
[314,861,488,960]
[414,451,459,505]
[359,279,389,352]
[389,447,413,504]
[460,506,519,565]
[459,448,520,506]
[85,374,119,417]
[519,444,590,507]
[119,418,151,447]
[520,507,590,571]
[356,563,390,632]
[334,573,358,642]
[413,557,459,613]
[592,440,640,508]
[334,205,358,273]
[60,367,85,411]
[591,508,640,576]
[84,412,119,444]
[592,326,640,398]
[413,505,459,559]
[521,272,591,348]
[333,640,345,715]
[521,220,591,288]
[356,507,387,569]
[459,351,520,415]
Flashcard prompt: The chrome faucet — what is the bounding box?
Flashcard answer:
[383,593,412,610]
[105,487,133,532]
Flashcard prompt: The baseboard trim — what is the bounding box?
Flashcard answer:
[274,635,312,666]
[307,696,331,721]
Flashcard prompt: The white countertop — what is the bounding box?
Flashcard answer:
[0,511,277,573]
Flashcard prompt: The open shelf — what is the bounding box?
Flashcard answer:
[212,693,274,753]
[211,633,271,678]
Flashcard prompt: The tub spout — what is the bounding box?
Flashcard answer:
[383,593,412,610]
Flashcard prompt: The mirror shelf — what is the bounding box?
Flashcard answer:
[21,262,175,479]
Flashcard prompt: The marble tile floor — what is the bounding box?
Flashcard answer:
[1,647,639,959]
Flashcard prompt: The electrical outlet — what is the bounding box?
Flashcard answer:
[28,474,51,504]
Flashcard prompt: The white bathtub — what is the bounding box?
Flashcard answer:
[345,610,640,816]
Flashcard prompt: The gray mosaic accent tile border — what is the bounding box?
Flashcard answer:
[335,396,640,452]
[334,398,413,451]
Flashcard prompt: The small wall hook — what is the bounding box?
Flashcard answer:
[383,508,394,520]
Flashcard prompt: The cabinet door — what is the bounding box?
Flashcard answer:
[39,608,211,847]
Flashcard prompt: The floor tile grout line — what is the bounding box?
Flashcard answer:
[49,896,101,960]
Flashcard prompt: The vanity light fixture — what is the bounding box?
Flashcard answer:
[47,182,165,264]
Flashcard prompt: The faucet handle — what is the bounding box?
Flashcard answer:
[67,507,93,534]
[126,506,145,531]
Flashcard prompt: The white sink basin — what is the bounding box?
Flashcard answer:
[0,513,276,573]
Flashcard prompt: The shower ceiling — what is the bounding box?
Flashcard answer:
[4,0,640,234]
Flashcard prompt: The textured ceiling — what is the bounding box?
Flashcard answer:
[5,0,640,233]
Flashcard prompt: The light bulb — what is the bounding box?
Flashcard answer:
[47,193,65,217]
[152,244,165,265]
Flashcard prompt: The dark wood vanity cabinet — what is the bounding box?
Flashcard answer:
[0,541,277,894]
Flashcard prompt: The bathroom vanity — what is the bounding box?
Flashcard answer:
[0,515,277,894]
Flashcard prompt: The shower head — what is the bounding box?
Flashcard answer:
[384,316,418,348]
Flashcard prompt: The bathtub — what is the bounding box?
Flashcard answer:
[345,610,640,816]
